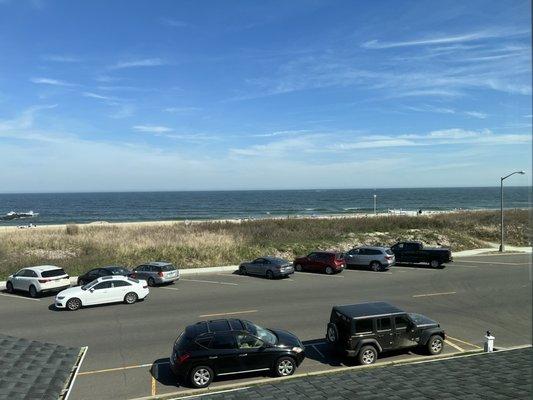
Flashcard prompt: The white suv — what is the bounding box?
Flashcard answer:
[6,265,71,298]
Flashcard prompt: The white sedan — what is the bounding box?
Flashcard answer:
[54,276,149,311]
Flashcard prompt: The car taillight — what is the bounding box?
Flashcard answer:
[158,271,163,277]
[143,285,148,289]
[177,353,190,364]
[38,279,50,283]
[385,255,393,260]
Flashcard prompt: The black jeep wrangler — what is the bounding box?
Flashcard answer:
[326,302,445,365]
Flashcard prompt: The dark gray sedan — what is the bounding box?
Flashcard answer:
[239,257,294,279]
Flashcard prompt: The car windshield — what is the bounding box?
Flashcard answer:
[385,249,393,255]
[408,313,436,326]
[108,267,129,275]
[81,282,95,290]
[245,322,278,345]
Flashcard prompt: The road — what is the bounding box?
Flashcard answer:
[0,253,531,400]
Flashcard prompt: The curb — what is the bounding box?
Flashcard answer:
[0,265,240,291]
[130,348,486,400]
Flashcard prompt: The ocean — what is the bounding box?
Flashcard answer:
[0,187,530,226]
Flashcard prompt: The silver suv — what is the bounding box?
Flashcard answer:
[344,246,395,271]
[131,262,180,286]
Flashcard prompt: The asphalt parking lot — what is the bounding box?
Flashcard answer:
[0,253,531,400]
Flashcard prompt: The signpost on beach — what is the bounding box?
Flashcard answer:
[499,170,525,252]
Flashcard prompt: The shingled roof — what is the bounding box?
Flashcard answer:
[0,334,84,400]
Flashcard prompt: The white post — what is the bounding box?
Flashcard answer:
[373,194,377,215]
[484,331,495,352]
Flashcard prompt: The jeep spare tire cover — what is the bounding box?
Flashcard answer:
[327,323,339,343]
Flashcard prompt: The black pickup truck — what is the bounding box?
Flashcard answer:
[390,241,452,268]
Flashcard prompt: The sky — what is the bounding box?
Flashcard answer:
[0,0,531,192]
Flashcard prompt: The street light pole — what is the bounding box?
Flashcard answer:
[499,170,525,252]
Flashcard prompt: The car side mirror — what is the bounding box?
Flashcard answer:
[89,288,94,293]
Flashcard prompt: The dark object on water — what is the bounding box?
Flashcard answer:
[0,210,39,221]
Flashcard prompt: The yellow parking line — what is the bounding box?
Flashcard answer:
[445,340,464,352]
[199,309,258,318]
[151,375,157,396]
[412,291,456,298]
[447,335,482,349]
[78,361,170,376]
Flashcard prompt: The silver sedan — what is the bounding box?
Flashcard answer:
[239,257,294,279]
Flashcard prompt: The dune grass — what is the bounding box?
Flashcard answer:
[0,210,530,279]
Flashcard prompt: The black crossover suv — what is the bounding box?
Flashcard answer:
[326,302,445,365]
[77,266,132,286]
[170,319,305,388]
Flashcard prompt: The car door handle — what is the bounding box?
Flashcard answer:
[209,356,218,359]
[239,353,248,357]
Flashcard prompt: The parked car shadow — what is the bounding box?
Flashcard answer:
[393,262,446,269]
[150,358,271,389]
[2,289,56,299]
[230,270,292,280]
[345,265,390,272]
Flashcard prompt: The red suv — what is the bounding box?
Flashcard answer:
[293,252,346,275]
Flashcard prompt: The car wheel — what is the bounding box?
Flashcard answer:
[325,266,334,275]
[124,292,138,304]
[358,345,377,365]
[427,335,444,355]
[147,277,156,287]
[189,365,213,388]
[326,323,339,343]
[6,281,14,293]
[239,266,247,275]
[266,270,274,279]
[66,297,82,311]
[295,264,303,272]
[28,285,39,298]
[370,261,382,272]
[429,260,441,268]
[274,356,296,377]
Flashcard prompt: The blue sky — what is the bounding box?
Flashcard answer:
[0,0,531,192]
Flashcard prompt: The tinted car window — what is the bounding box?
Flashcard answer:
[229,320,244,330]
[236,333,263,349]
[355,319,373,334]
[41,268,67,278]
[196,336,212,349]
[385,249,394,255]
[160,264,175,271]
[395,315,410,330]
[211,333,236,349]
[377,317,392,331]
[112,280,131,287]
[108,267,130,275]
[93,281,112,290]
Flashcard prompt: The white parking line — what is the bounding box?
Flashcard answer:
[199,310,258,318]
[412,291,457,298]
[180,278,238,286]
[0,292,41,301]
[159,286,180,291]
[458,260,530,266]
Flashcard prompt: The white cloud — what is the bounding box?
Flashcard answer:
[160,18,189,27]
[109,58,165,69]
[30,77,76,86]
[133,125,173,133]
[164,106,201,114]
[82,92,114,100]
[361,29,527,49]
[43,54,80,63]
[464,111,488,119]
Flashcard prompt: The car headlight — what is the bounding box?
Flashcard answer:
[56,296,65,300]
[291,346,304,353]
